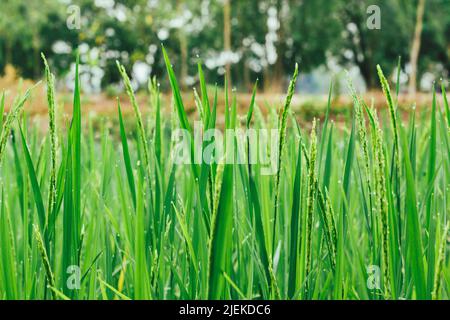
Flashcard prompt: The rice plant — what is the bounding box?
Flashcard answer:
[0,50,448,300]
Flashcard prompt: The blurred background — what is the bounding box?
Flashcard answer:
[0,0,449,115]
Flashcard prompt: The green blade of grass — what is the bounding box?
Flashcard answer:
[442,82,449,128]
[162,45,192,133]
[72,53,82,250]
[117,100,136,208]
[41,53,58,245]
[399,124,426,299]
[0,92,4,129]
[173,204,199,274]
[208,164,234,299]
[246,81,271,295]
[0,189,18,299]
[288,144,302,298]
[273,63,299,255]
[198,62,211,126]
[0,85,38,166]
[19,125,46,232]
[33,224,55,299]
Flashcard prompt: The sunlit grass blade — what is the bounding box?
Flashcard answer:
[273,63,299,254]
[245,81,271,296]
[19,125,46,232]
[173,204,199,274]
[399,124,426,299]
[0,189,18,299]
[198,62,211,126]
[288,144,302,298]
[41,53,57,243]
[117,100,136,208]
[425,87,437,298]
[33,224,55,299]
[0,85,38,166]
[442,82,449,128]
[208,163,233,299]
[0,92,4,129]
[162,45,192,133]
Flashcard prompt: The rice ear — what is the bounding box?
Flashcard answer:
[304,118,317,296]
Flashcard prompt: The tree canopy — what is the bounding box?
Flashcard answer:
[0,0,448,91]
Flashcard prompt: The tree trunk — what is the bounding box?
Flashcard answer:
[409,0,426,95]
[32,32,41,79]
[179,30,188,90]
[177,1,188,90]
[358,59,376,90]
[273,0,286,92]
[243,60,251,91]
[223,0,232,88]
[33,46,40,79]
[264,0,285,93]
[5,40,12,66]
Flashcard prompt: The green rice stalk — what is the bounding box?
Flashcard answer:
[442,82,449,129]
[288,143,302,298]
[116,61,152,180]
[377,65,402,245]
[193,88,204,125]
[19,125,46,233]
[0,189,18,299]
[372,109,391,298]
[117,100,137,208]
[324,188,337,267]
[0,92,4,128]
[425,87,438,298]
[399,123,426,298]
[300,132,335,270]
[149,76,162,166]
[41,54,57,235]
[173,204,198,274]
[432,222,449,300]
[305,118,317,296]
[33,224,56,299]
[0,86,37,167]
[376,65,399,172]
[208,161,233,299]
[347,77,373,218]
[273,63,299,252]
[211,160,225,222]
[198,62,211,126]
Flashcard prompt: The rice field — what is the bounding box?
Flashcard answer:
[0,49,449,300]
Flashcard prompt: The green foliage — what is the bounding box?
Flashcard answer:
[0,52,449,301]
[1,0,448,90]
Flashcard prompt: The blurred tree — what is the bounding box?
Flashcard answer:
[0,0,448,91]
[418,0,450,87]
[332,0,412,89]
[0,0,64,78]
[223,0,231,86]
[286,0,342,88]
[409,0,426,95]
[0,1,26,68]
[332,0,449,90]
[226,0,267,89]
